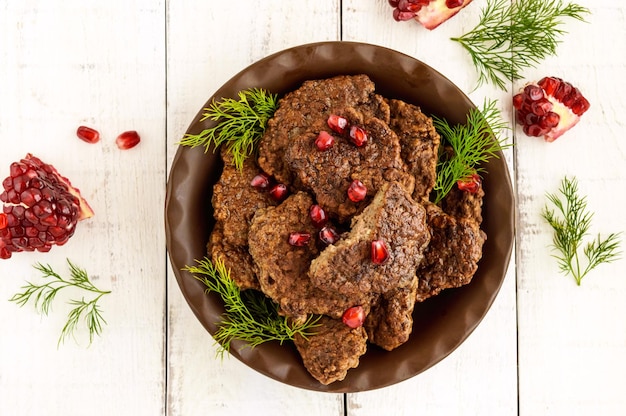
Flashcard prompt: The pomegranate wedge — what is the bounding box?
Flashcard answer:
[513,77,590,142]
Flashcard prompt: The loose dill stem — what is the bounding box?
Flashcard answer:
[9,259,110,346]
[542,177,622,285]
[451,0,590,90]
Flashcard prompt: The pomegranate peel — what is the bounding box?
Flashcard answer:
[0,154,93,259]
[389,0,473,30]
[513,77,590,142]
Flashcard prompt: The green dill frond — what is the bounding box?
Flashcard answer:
[432,99,510,204]
[542,177,622,285]
[451,0,590,90]
[178,88,278,170]
[183,257,320,358]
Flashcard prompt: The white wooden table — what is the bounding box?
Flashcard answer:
[1,1,624,415]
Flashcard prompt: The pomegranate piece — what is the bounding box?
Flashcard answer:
[371,239,390,264]
[349,125,368,147]
[309,204,328,228]
[76,126,100,144]
[250,173,271,189]
[269,183,289,202]
[314,131,335,151]
[457,173,482,194]
[347,180,367,203]
[288,231,311,247]
[327,114,349,134]
[342,305,366,329]
[116,130,141,150]
[513,76,590,142]
[0,154,94,259]
[389,0,472,29]
[319,225,340,245]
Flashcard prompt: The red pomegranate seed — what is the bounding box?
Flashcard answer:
[288,231,311,247]
[349,126,368,147]
[76,126,100,144]
[314,131,335,151]
[319,225,340,245]
[309,204,328,228]
[342,305,366,329]
[446,0,463,7]
[269,183,289,202]
[0,213,7,229]
[371,239,389,264]
[457,173,482,194]
[327,115,349,134]
[116,130,141,150]
[347,180,367,202]
[250,173,271,189]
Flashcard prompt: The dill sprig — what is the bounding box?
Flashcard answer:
[542,177,622,286]
[432,99,510,204]
[451,0,590,90]
[183,257,320,358]
[178,88,278,170]
[9,259,110,346]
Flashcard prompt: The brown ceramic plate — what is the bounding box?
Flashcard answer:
[165,41,514,393]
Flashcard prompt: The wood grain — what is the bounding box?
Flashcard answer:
[1,0,625,415]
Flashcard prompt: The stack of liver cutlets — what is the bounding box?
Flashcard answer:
[208,75,486,385]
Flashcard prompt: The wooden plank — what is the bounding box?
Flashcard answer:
[0,1,167,415]
[342,1,518,414]
[515,1,626,414]
[164,1,346,415]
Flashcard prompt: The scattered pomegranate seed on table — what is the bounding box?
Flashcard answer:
[76,126,100,144]
[457,173,482,194]
[342,305,366,329]
[513,76,590,142]
[0,154,94,259]
[347,180,367,202]
[314,131,335,151]
[288,231,311,247]
[116,130,141,150]
[371,239,390,264]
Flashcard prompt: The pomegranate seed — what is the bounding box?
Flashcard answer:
[116,130,141,150]
[250,173,271,189]
[288,231,311,247]
[347,180,367,203]
[393,9,416,21]
[342,305,366,329]
[371,239,389,264]
[349,126,368,147]
[457,173,482,194]
[327,115,349,134]
[524,85,544,101]
[76,126,100,144]
[319,225,340,245]
[446,0,463,7]
[0,154,93,259]
[309,204,328,228]
[269,183,289,202]
[314,131,335,151]
[512,93,524,110]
